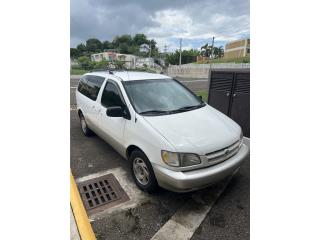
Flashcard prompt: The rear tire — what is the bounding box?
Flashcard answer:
[79,113,93,136]
[130,150,158,193]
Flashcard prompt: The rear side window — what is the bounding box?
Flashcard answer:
[101,81,124,108]
[77,75,105,101]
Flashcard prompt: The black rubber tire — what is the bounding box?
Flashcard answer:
[130,150,158,193]
[79,113,93,136]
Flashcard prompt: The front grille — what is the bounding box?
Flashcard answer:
[205,140,241,165]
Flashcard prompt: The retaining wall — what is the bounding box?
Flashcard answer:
[167,63,250,78]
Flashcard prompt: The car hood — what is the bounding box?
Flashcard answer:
[143,105,241,155]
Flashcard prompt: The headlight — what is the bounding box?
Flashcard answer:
[180,153,201,167]
[161,151,180,166]
[161,150,201,167]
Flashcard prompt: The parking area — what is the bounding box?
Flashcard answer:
[70,75,250,240]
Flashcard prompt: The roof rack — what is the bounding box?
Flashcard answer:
[89,66,127,74]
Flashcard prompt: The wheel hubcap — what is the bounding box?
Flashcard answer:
[80,118,87,132]
[133,158,149,185]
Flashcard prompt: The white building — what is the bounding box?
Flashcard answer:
[91,51,117,62]
[136,57,154,67]
[116,54,137,69]
[139,43,150,53]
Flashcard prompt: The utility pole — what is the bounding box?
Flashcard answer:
[211,36,215,59]
[179,38,182,66]
[149,42,152,58]
[164,45,168,54]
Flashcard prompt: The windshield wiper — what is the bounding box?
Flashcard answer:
[171,103,206,113]
[139,110,171,115]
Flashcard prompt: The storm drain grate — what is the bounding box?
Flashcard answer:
[77,174,129,212]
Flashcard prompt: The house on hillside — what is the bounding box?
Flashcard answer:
[224,38,250,59]
[139,43,150,53]
[91,51,117,62]
[116,54,137,69]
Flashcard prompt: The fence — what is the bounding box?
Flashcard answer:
[167,63,250,78]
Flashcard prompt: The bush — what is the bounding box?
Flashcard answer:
[78,56,94,70]
[93,59,110,69]
[113,60,126,69]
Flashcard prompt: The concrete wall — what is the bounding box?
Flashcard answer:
[167,63,250,78]
[224,38,250,59]
[225,39,247,49]
[224,49,246,59]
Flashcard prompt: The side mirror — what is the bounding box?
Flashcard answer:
[198,95,203,100]
[106,106,124,117]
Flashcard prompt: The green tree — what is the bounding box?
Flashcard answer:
[133,33,148,45]
[113,35,133,46]
[200,43,212,57]
[86,38,103,53]
[215,46,224,58]
[70,48,80,59]
[102,40,113,51]
[72,34,160,58]
[119,43,129,54]
[76,43,86,53]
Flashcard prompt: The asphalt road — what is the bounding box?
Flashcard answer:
[191,156,250,240]
[70,75,249,240]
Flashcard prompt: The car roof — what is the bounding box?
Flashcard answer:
[85,71,172,81]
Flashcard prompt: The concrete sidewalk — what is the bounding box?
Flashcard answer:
[71,208,80,240]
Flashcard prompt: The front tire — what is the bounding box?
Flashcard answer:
[130,150,158,193]
[79,113,93,136]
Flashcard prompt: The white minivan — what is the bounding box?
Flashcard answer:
[76,70,249,193]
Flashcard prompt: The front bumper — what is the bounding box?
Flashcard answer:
[153,143,249,192]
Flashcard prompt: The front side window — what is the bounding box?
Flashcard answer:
[101,81,124,108]
[123,78,204,115]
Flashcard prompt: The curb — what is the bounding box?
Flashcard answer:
[70,172,96,240]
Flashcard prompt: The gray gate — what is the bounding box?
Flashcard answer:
[208,69,250,137]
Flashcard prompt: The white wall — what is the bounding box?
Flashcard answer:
[167,63,250,78]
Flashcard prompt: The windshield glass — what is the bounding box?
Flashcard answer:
[123,78,204,115]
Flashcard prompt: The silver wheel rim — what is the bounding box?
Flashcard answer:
[80,118,87,133]
[133,157,149,185]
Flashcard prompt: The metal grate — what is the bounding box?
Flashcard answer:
[77,174,127,211]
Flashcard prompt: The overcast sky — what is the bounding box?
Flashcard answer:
[71,0,249,51]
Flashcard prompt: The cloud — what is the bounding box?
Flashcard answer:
[71,0,249,50]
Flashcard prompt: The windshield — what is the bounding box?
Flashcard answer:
[123,78,204,115]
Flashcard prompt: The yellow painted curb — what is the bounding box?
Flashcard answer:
[70,172,96,240]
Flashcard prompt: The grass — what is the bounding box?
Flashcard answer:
[70,68,87,75]
[196,90,208,102]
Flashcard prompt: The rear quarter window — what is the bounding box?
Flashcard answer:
[77,75,105,101]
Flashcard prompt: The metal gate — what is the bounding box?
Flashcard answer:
[208,69,250,137]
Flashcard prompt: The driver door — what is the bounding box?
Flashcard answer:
[96,79,128,155]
